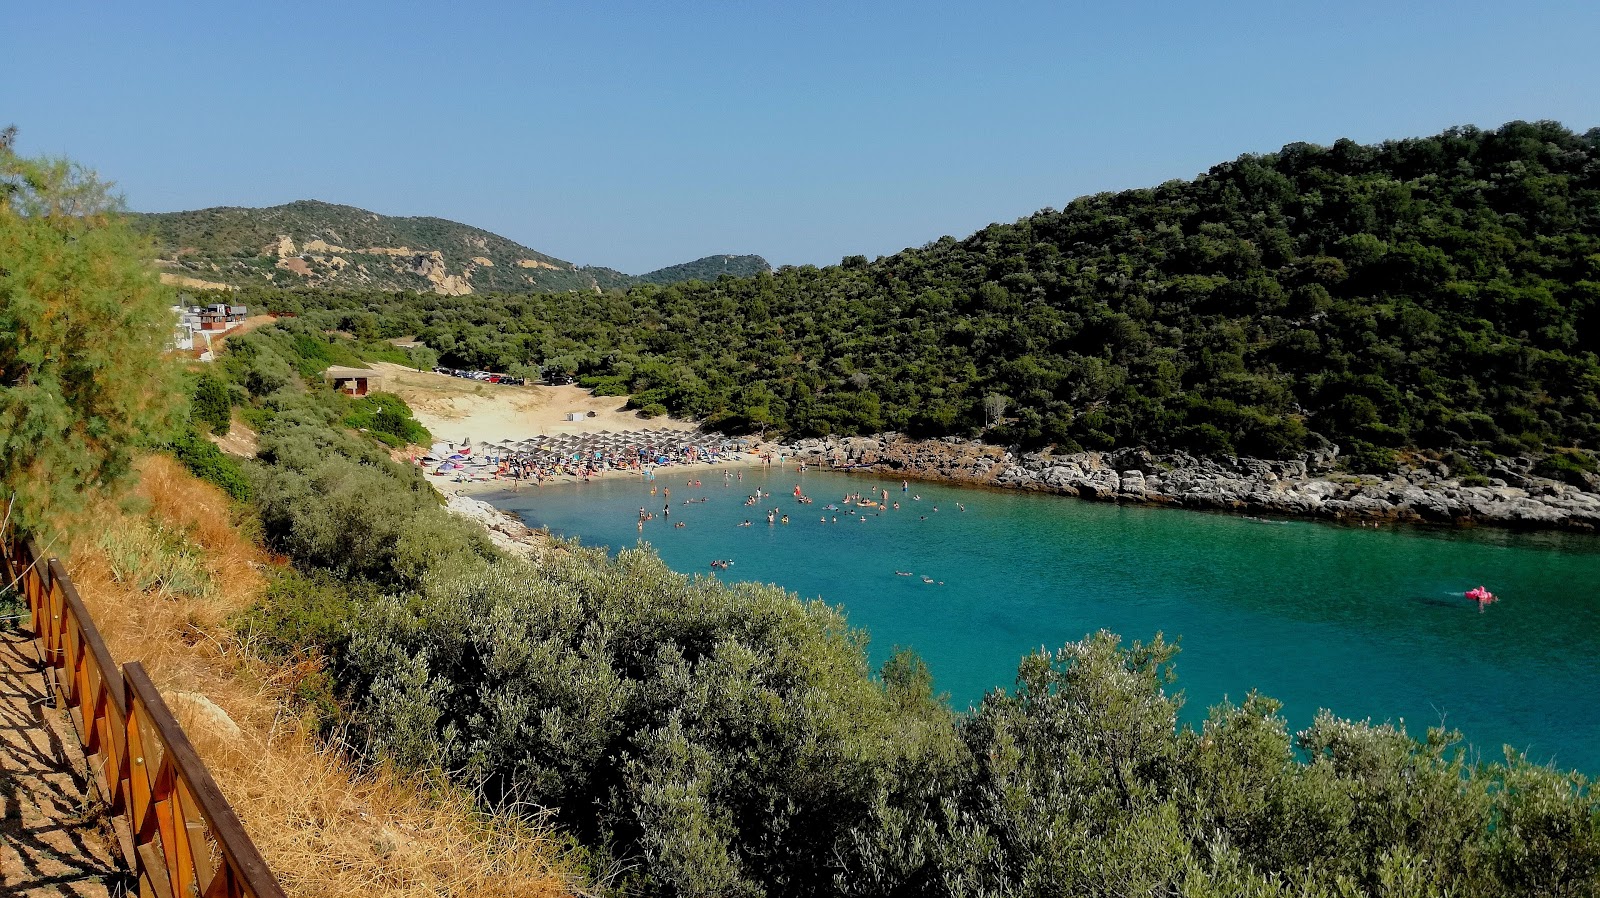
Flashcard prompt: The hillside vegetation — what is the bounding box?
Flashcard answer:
[254,122,1600,474]
[136,199,768,295]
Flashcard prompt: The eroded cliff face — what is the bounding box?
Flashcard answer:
[790,436,1600,531]
[265,235,478,295]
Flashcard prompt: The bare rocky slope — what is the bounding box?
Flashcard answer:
[135,200,768,295]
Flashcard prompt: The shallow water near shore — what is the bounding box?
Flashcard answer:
[489,468,1600,772]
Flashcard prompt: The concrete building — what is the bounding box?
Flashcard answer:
[324,367,383,396]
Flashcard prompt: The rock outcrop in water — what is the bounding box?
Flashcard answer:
[788,436,1600,531]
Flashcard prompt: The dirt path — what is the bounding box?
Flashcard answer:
[0,629,122,897]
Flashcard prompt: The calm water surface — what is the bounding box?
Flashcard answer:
[489,468,1600,771]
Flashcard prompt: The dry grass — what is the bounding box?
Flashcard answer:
[61,455,581,898]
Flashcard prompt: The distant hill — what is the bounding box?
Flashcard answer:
[636,254,772,285]
[133,200,769,295]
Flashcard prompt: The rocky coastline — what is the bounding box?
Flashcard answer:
[788,435,1600,532]
[444,493,556,559]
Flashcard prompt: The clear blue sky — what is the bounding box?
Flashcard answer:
[7,2,1599,273]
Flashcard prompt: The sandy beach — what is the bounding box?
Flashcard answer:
[366,362,800,497]
[370,362,701,444]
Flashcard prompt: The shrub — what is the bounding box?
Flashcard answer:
[169,426,251,501]
[344,392,431,447]
[1339,440,1399,475]
[193,372,234,435]
[1535,450,1597,488]
[579,375,630,396]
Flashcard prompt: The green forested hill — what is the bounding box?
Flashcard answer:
[251,122,1600,467]
[636,253,771,285]
[134,199,769,295]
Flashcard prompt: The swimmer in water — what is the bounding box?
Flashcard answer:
[957,502,965,512]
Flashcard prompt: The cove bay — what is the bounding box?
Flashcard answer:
[491,468,1600,772]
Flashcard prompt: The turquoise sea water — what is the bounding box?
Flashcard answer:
[488,468,1600,772]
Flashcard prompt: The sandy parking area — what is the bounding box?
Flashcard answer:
[369,362,702,444]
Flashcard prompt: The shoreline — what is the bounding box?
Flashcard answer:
[426,449,776,497]
[787,435,1600,533]
[430,431,1600,535]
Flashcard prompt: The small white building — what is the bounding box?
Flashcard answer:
[169,304,206,351]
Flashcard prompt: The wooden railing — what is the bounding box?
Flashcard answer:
[5,530,286,898]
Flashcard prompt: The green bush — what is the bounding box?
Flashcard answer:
[1535,451,1598,488]
[343,391,431,447]
[168,426,251,501]
[578,374,630,396]
[192,373,234,435]
[1339,440,1399,475]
